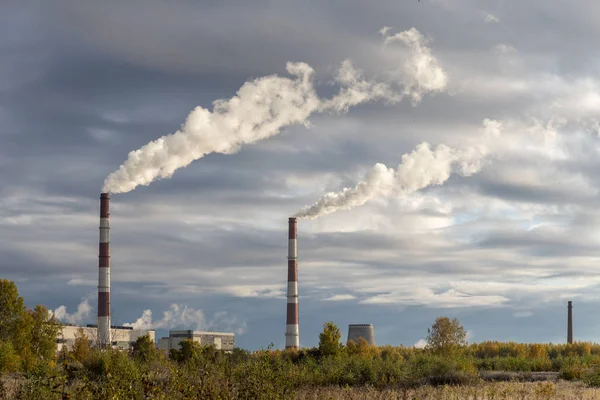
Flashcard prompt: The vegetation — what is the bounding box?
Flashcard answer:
[426,316,468,356]
[4,278,600,398]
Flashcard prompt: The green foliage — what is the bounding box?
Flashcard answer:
[8,280,600,397]
[0,280,61,373]
[71,328,91,363]
[318,321,342,358]
[0,341,20,373]
[29,305,61,361]
[560,357,586,381]
[169,339,204,364]
[407,353,478,386]
[132,334,159,363]
[583,365,600,387]
[426,316,467,356]
[0,280,25,344]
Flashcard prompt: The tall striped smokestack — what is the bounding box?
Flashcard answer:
[567,301,573,344]
[98,193,111,348]
[285,217,299,349]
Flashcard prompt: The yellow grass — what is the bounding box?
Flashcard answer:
[296,381,600,400]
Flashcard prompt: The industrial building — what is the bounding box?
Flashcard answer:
[347,324,376,346]
[56,324,155,352]
[156,330,235,352]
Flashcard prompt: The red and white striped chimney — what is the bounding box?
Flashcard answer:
[98,193,111,348]
[286,217,299,349]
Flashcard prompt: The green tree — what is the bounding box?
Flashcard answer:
[426,316,467,356]
[0,341,20,373]
[71,327,91,362]
[318,321,342,357]
[29,304,61,360]
[132,334,158,363]
[0,280,26,344]
[170,339,203,363]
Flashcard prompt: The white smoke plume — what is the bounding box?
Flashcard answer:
[382,27,448,103]
[103,28,448,194]
[295,120,499,220]
[124,304,247,335]
[51,296,92,324]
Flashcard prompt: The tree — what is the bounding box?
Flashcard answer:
[318,321,342,357]
[0,280,27,344]
[346,337,374,358]
[29,304,61,360]
[170,339,203,363]
[426,317,467,356]
[132,334,158,363]
[72,327,91,362]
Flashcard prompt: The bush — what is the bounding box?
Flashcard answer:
[407,354,478,386]
[560,357,587,380]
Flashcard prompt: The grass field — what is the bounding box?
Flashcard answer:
[296,381,600,400]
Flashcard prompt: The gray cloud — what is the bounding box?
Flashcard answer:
[4,0,600,350]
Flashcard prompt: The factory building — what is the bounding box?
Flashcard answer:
[56,324,155,352]
[156,330,235,352]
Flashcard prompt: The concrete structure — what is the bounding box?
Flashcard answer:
[56,324,154,352]
[568,301,573,344]
[98,193,111,348]
[347,324,375,346]
[285,217,299,349]
[156,330,235,352]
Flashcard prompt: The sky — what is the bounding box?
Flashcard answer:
[3,0,600,350]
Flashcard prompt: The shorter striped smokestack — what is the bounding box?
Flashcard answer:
[285,217,299,349]
[98,193,111,348]
[567,301,573,344]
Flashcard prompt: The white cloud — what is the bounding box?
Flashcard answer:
[360,288,509,308]
[483,12,500,23]
[414,339,427,348]
[324,294,357,301]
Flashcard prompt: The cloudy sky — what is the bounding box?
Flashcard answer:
[3,0,600,350]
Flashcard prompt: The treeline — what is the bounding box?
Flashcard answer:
[3,279,600,399]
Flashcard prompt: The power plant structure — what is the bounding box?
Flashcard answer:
[568,301,573,344]
[157,330,235,353]
[347,324,375,346]
[285,217,300,349]
[98,193,111,348]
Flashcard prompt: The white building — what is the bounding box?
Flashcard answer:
[57,324,155,352]
[156,330,235,352]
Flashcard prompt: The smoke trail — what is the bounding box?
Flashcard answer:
[124,304,247,334]
[103,28,447,194]
[295,121,499,219]
[51,296,92,324]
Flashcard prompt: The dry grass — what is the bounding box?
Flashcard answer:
[296,381,600,400]
[0,374,23,399]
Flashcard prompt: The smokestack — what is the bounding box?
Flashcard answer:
[567,301,573,344]
[285,217,299,349]
[98,193,111,348]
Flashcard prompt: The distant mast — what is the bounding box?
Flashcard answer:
[567,301,573,344]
